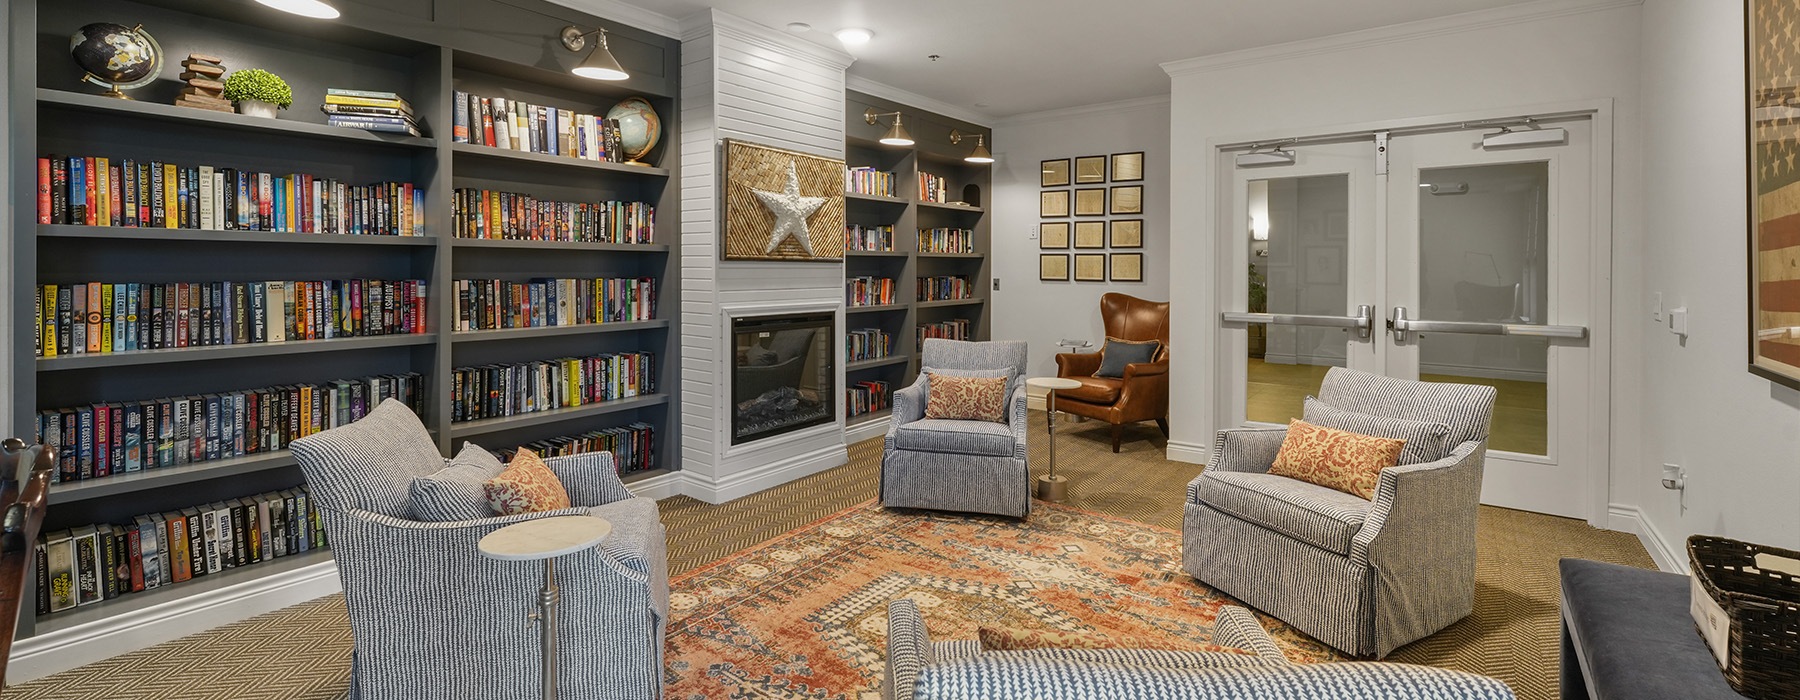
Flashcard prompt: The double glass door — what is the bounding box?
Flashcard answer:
[1221,119,1597,519]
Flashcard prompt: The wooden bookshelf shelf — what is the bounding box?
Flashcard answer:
[450,142,670,177]
[38,224,438,247]
[848,407,893,427]
[451,319,669,343]
[451,238,669,252]
[915,252,983,259]
[846,303,909,314]
[37,334,438,371]
[915,201,985,213]
[846,250,907,258]
[845,192,907,204]
[38,89,437,149]
[47,451,298,506]
[448,393,671,439]
[915,298,985,309]
[34,548,335,636]
[848,355,909,371]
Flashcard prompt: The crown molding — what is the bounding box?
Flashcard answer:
[548,0,680,38]
[996,94,1171,128]
[845,74,995,128]
[1161,0,1643,78]
[687,9,856,71]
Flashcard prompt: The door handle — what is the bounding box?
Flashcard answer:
[1388,305,1587,343]
[1222,304,1375,340]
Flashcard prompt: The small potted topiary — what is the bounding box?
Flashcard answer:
[222,68,292,118]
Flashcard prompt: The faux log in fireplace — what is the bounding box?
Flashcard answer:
[731,312,835,444]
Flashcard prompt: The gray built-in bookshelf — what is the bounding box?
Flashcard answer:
[5,0,680,638]
[842,90,992,428]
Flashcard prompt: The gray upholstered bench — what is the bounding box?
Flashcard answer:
[1559,558,1749,699]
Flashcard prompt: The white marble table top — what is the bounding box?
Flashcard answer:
[1027,376,1083,391]
[478,515,612,562]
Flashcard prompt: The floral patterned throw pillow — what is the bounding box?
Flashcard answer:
[977,626,1257,655]
[484,447,572,515]
[1267,419,1405,500]
[924,372,1008,423]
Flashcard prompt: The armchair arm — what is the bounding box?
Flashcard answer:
[1207,427,1288,474]
[544,451,632,506]
[1122,360,1168,378]
[1007,383,1028,460]
[885,374,932,454]
[1211,606,1287,661]
[1056,351,1103,378]
[1349,440,1487,564]
[912,658,1514,700]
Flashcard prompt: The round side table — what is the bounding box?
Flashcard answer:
[479,515,612,700]
[1027,377,1082,503]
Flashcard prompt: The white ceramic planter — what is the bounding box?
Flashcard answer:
[237,100,278,118]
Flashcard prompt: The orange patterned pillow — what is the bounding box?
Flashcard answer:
[484,448,572,515]
[1268,419,1405,500]
[924,372,1008,423]
[977,626,1256,655]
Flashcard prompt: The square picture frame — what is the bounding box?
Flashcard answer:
[1040,190,1070,218]
[1041,159,1071,187]
[1074,188,1107,216]
[1039,222,1070,249]
[1111,152,1145,182]
[1075,155,1107,184]
[1040,254,1070,281]
[1074,221,1107,248]
[1111,253,1143,282]
[1074,253,1108,281]
[1110,185,1143,215]
[1109,219,1144,248]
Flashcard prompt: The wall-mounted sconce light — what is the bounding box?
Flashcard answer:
[864,108,914,146]
[561,25,629,81]
[949,129,993,164]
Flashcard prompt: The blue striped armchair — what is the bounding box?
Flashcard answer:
[881,339,1031,518]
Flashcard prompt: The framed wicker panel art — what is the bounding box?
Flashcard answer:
[722,139,846,261]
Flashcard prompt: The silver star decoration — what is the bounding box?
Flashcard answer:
[751,161,828,255]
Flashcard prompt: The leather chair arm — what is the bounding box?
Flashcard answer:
[1056,352,1103,378]
[1122,360,1168,379]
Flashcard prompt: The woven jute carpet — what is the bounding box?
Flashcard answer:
[8,414,1654,699]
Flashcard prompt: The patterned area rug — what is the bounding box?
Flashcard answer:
[664,499,1341,699]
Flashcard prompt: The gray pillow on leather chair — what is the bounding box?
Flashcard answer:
[1093,338,1160,378]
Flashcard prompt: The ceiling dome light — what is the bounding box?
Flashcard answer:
[255,0,340,19]
[835,28,874,46]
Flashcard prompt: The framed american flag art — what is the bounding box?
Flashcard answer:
[1749,0,1800,387]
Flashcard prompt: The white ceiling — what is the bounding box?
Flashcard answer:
[608,0,1546,120]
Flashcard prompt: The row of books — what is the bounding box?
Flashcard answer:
[847,277,897,307]
[847,328,893,363]
[35,374,424,484]
[322,88,421,137]
[846,224,894,252]
[452,188,655,244]
[845,167,897,198]
[918,172,951,204]
[918,276,974,302]
[847,380,891,419]
[35,154,424,236]
[918,228,975,254]
[450,353,656,423]
[37,487,325,615]
[918,319,973,350]
[495,423,655,474]
[453,91,625,162]
[453,278,656,331]
[35,279,427,358]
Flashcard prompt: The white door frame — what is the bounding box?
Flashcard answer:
[1203,99,1614,528]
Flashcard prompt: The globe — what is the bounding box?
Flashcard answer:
[606,96,662,165]
[69,23,162,99]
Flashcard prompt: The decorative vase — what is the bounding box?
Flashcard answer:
[237,100,277,118]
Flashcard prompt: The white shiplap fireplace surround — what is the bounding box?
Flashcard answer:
[675,11,857,503]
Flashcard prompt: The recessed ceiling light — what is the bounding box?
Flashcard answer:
[787,22,811,33]
[835,27,873,46]
[256,0,339,18]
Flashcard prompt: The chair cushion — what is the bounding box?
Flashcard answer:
[1269,419,1404,500]
[409,442,505,522]
[1094,337,1160,378]
[925,373,1008,423]
[1058,376,1122,404]
[1304,397,1451,465]
[484,448,572,515]
[894,419,1016,457]
[1193,471,1372,555]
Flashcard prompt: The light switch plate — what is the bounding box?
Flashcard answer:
[1652,292,1663,322]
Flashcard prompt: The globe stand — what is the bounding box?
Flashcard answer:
[83,75,133,100]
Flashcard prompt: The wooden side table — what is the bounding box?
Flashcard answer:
[1027,377,1082,503]
[479,515,612,700]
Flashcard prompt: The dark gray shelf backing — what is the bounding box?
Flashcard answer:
[40,224,438,247]
[38,334,438,371]
[451,319,670,343]
[47,451,296,505]
[33,548,334,636]
[37,347,429,410]
[448,393,671,439]
[451,238,669,253]
[37,236,436,287]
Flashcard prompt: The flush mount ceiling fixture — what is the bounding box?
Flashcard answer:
[255,0,339,19]
[835,27,874,46]
[949,129,994,164]
[865,108,914,146]
[561,25,629,81]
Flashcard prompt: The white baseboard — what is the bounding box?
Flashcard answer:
[845,415,891,444]
[680,442,848,504]
[1607,503,1686,573]
[625,470,686,500]
[8,559,343,684]
[1166,440,1209,465]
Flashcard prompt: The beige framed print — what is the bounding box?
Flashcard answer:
[1074,253,1107,281]
[1111,253,1143,282]
[1109,219,1143,248]
[1040,254,1070,280]
[1040,190,1070,217]
[1074,188,1107,216]
[1110,185,1143,215]
[1111,151,1144,182]
[1074,221,1106,248]
[1041,159,1070,187]
[1075,155,1107,184]
[1039,222,1070,249]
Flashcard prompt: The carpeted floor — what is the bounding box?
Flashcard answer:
[7,413,1654,699]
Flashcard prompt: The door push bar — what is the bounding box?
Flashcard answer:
[1387,306,1587,343]
[1221,304,1376,340]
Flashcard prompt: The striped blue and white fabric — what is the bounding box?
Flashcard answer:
[292,399,669,700]
[881,339,1032,518]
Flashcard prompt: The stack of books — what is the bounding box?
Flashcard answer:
[321,88,421,136]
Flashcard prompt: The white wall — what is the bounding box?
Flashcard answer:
[991,97,1171,384]
[1632,0,1800,561]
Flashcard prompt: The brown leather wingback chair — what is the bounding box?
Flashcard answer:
[1054,293,1170,452]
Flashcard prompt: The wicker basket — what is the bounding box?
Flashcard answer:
[1687,535,1800,700]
